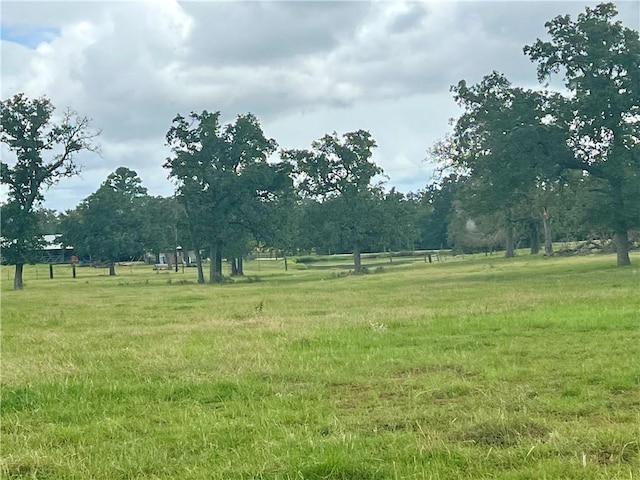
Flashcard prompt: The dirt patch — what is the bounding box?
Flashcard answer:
[326,380,406,410]
[452,419,549,447]
[1,457,56,479]
[393,364,476,378]
[293,464,387,479]
[585,441,639,465]
[430,385,472,400]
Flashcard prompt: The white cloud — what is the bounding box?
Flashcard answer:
[1,0,638,211]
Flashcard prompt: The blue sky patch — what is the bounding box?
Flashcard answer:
[1,24,60,48]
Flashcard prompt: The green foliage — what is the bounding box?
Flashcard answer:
[60,168,150,273]
[165,110,292,282]
[418,174,464,250]
[447,201,506,254]
[444,73,570,257]
[35,208,60,235]
[0,93,99,288]
[138,195,188,257]
[283,130,407,271]
[377,188,420,252]
[0,203,43,265]
[293,255,323,264]
[524,2,640,264]
[433,3,640,265]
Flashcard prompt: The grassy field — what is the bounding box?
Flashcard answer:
[1,252,639,479]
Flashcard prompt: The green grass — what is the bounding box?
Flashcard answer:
[1,253,639,479]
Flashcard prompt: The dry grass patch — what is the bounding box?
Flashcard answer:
[452,418,550,447]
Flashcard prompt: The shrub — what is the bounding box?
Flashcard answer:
[293,256,323,264]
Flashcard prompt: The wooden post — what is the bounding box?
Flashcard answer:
[72,264,76,278]
[49,264,54,279]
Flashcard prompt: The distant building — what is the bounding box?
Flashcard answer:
[145,247,198,267]
[41,234,74,264]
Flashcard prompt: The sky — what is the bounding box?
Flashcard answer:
[1,0,638,213]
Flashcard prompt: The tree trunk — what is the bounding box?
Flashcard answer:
[13,263,24,290]
[194,247,205,284]
[284,255,288,271]
[209,246,220,283]
[215,248,223,278]
[187,214,205,283]
[529,220,540,255]
[237,257,244,276]
[614,231,631,266]
[230,258,238,276]
[209,245,224,283]
[109,262,116,276]
[505,224,515,258]
[542,208,553,257]
[609,174,631,266]
[353,244,362,272]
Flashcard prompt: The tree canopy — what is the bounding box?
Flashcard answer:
[60,167,150,276]
[524,2,640,265]
[432,3,639,264]
[283,130,398,271]
[165,110,291,282]
[2,3,636,281]
[0,93,99,288]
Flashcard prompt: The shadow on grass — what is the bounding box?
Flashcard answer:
[304,260,414,270]
[452,419,549,447]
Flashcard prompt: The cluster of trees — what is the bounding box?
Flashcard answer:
[1,3,638,289]
[61,122,430,282]
[432,3,639,266]
[59,167,179,276]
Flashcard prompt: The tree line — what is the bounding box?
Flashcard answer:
[435,3,639,267]
[2,3,638,289]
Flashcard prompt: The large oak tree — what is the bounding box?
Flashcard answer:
[443,73,568,257]
[0,93,99,289]
[283,130,385,272]
[165,111,289,283]
[524,2,640,265]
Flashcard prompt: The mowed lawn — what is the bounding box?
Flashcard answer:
[1,253,639,479]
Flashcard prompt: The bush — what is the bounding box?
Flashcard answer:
[293,256,323,264]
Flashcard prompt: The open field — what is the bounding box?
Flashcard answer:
[1,253,639,479]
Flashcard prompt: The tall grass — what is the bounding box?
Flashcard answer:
[1,253,639,479]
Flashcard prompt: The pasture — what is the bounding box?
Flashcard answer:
[1,253,639,479]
